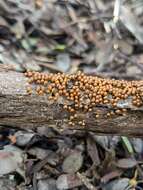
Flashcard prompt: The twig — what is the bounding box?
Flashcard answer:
[77,172,98,190]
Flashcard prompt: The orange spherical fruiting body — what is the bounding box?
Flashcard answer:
[26,86,32,95]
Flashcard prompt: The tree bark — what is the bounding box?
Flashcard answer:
[0,71,143,137]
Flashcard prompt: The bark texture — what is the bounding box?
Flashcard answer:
[0,71,143,137]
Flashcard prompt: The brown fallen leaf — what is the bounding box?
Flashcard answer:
[116,158,137,169]
[101,170,122,184]
[56,174,82,190]
[87,136,100,166]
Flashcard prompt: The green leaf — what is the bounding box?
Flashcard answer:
[21,38,39,51]
[121,136,134,154]
[29,38,39,46]
[54,44,66,51]
[21,39,30,51]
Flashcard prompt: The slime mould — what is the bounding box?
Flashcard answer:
[24,71,143,126]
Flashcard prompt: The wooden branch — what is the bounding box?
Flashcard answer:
[0,71,143,137]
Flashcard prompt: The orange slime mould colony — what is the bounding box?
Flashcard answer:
[24,71,143,126]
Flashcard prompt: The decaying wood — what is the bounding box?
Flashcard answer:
[0,71,143,137]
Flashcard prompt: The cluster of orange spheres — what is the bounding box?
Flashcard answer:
[25,71,143,126]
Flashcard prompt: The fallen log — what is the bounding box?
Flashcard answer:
[0,71,143,137]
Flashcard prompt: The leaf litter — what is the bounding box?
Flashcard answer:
[0,0,143,190]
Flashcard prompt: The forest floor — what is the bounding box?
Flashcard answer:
[0,0,143,190]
